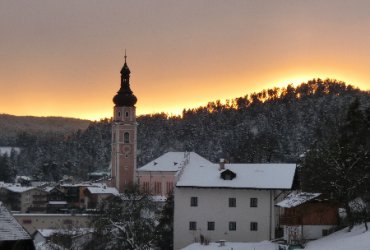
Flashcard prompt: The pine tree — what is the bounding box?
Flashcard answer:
[155,193,174,250]
[301,98,370,230]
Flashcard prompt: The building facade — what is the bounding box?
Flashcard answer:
[110,54,138,193]
[174,160,296,249]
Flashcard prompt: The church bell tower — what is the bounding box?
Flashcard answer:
[111,53,138,193]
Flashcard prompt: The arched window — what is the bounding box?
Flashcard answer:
[125,111,129,117]
[124,132,130,143]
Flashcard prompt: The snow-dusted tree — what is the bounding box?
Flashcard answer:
[301,99,370,230]
[86,188,158,250]
[154,192,174,250]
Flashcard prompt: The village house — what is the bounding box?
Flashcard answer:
[44,186,68,213]
[173,158,296,249]
[83,186,119,209]
[137,152,211,197]
[0,185,48,213]
[276,192,340,244]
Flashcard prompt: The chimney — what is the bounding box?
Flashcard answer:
[219,158,225,170]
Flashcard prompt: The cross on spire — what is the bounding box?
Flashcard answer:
[124,49,127,63]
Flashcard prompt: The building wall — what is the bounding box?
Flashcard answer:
[283,225,336,243]
[174,187,276,249]
[137,171,176,196]
[14,214,91,235]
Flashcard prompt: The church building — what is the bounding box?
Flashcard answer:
[110,54,138,193]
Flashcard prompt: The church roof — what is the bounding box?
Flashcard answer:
[138,152,212,172]
[113,54,137,107]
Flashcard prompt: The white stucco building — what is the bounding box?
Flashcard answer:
[174,159,296,249]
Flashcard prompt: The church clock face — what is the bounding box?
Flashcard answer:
[121,145,131,153]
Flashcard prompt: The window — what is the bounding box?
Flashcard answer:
[124,132,130,143]
[250,222,258,231]
[189,221,197,230]
[229,221,236,231]
[118,111,121,117]
[229,197,236,207]
[250,198,258,207]
[143,182,150,193]
[190,197,198,207]
[207,221,215,231]
[154,182,162,195]
[125,111,129,117]
[23,219,32,224]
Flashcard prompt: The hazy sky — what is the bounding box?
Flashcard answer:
[1,0,370,120]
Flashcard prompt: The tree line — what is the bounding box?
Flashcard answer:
[0,78,368,184]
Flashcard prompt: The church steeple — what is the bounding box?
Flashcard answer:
[113,52,137,107]
[110,52,138,193]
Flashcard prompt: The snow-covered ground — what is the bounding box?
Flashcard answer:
[182,240,276,250]
[182,224,370,250]
[305,223,370,250]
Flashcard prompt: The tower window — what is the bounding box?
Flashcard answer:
[118,112,121,117]
[125,111,129,117]
[124,132,130,143]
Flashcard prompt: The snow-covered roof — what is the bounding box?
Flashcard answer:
[176,162,296,189]
[0,202,31,241]
[86,186,119,195]
[3,186,35,193]
[276,192,321,208]
[0,147,20,156]
[36,228,94,238]
[138,152,211,172]
[48,201,68,205]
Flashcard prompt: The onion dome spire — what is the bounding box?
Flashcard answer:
[113,51,137,107]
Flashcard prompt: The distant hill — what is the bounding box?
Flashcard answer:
[0,114,90,145]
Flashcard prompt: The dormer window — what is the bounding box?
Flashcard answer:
[220,169,236,180]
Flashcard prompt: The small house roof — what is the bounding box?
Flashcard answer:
[3,186,35,193]
[86,186,119,195]
[0,202,31,241]
[276,192,321,208]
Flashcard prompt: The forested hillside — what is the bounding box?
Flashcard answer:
[1,79,369,182]
[0,114,90,145]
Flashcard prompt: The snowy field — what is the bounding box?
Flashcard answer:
[182,224,370,250]
[182,240,277,250]
[305,224,370,250]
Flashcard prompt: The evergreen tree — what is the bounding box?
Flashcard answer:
[301,99,370,230]
[155,193,174,250]
[86,188,158,250]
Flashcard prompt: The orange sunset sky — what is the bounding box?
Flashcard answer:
[1,0,370,120]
